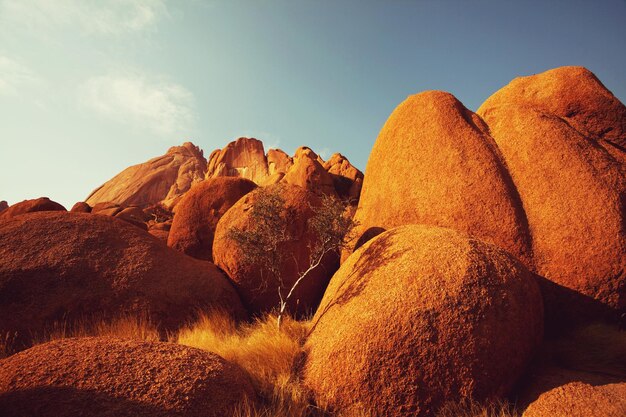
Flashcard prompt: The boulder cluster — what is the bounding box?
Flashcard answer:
[0,66,624,416]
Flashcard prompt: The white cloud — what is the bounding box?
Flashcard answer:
[0,0,167,36]
[79,73,194,136]
[0,55,41,96]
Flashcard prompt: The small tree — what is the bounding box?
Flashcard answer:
[226,186,357,328]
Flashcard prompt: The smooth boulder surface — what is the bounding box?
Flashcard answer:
[522,381,626,417]
[167,177,257,261]
[86,142,207,210]
[0,337,255,417]
[478,66,626,325]
[0,211,245,347]
[70,201,92,213]
[304,225,543,417]
[0,197,66,219]
[479,66,626,148]
[213,183,337,317]
[350,91,531,265]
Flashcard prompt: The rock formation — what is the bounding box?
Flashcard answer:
[70,201,91,213]
[477,66,626,325]
[206,137,269,183]
[349,91,532,265]
[168,177,257,261]
[0,337,255,417]
[281,147,337,196]
[0,197,66,220]
[522,380,626,417]
[324,153,364,202]
[86,142,207,210]
[0,211,245,348]
[207,137,362,203]
[304,225,543,417]
[0,201,8,212]
[213,183,338,317]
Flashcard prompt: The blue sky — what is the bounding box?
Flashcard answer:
[1,0,625,207]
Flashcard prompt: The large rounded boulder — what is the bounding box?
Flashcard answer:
[304,225,543,417]
[0,211,245,348]
[213,183,337,317]
[0,337,255,417]
[478,66,626,325]
[522,380,626,417]
[350,91,531,265]
[0,197,66,219]
[167,177,257,261]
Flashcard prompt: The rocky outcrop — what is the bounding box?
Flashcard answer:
[349,91,532,265]
[206,138,363,202]
[0,201,8,212]
[478,66,626,325]
[168,177,257,261]
[206,137,269,183]
[0,197,66,220]
[281,147,337,196]
[0,337,255,417]
[522,380,626,417]
[0,211,245,348]
[304,225,543,417]
[213,183,337,317]
[324,153,364,203]
[86,142,207,210]
[70,202,91,213]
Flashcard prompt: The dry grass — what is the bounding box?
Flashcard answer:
[0,331,18,359]
[436,400,520,417]
[34,313,160,345]
[177,310,316,416]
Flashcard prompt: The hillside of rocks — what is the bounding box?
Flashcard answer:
[0,66,624,417]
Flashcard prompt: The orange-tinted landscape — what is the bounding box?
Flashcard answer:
[1,1,626,416]
[1,65,624,417]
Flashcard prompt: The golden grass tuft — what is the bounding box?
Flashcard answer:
[35,313,160,345]
[177,310,313,415]
[436,400,520,417]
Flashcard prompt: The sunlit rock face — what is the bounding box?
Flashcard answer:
[349,90,532,266]
[86,142,207,210]
[0,337,256,417]
[304,225,543,417]
[206,137,270,184]
[0,211,245,349]
[207,137,363,202]
[477,66,626,326]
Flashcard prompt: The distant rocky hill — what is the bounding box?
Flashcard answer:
[85,138,363,210]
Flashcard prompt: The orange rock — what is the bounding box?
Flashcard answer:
[0,197,66,220]
[115,206,151,230]
[70,201,91,213]
[0,201,7,212]
[479,66,626,148]
[350,91,532,265]
[304,225,543,417]
[267,148,293,175]
[323,153,364,203]
[0,337,255,417]
[168,177,257,261]
[522,380,626,417]
[206,137,269,183]
[0,211,245,348]
[282,147,337,196]
[149,228,169,242]
[86,142,207,210]
[91,201,123,216]
[213,183,337,317]
[478,66,626,325]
